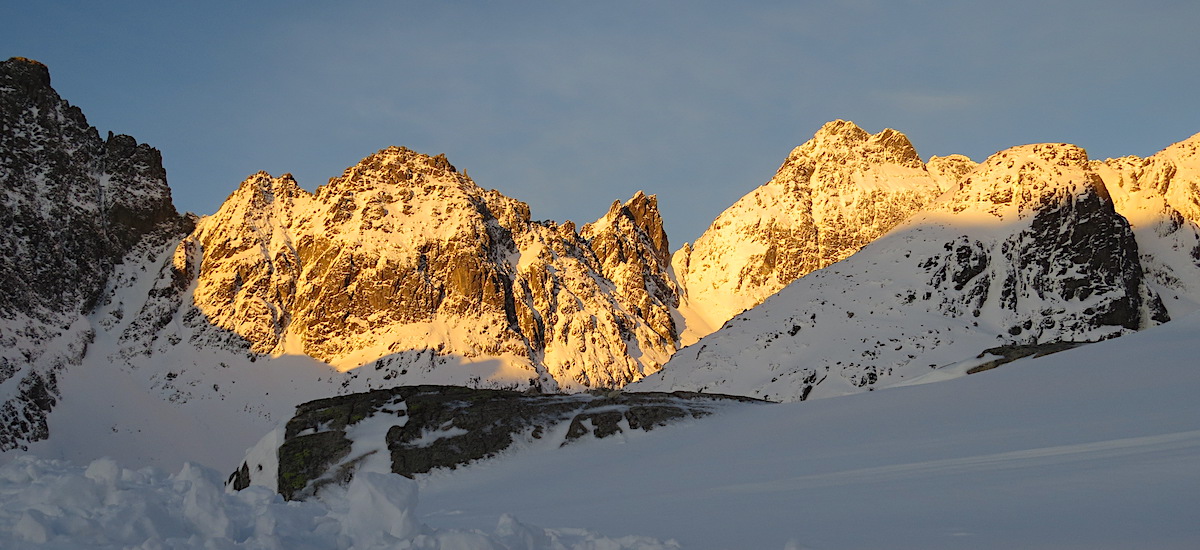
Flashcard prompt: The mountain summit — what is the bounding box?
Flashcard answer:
[146,146,681,392]
[672,120,961,340]
[634,141,1170,401]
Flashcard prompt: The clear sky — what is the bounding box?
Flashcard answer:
[6,1,1199,245]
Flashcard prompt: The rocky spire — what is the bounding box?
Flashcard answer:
[582,191,679,343]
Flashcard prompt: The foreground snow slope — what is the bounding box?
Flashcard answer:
[0,459,679,550]
[417,311,1200,549]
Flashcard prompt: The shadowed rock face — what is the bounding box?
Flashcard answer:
[0,58,183,317]
[230,385,765,500]
[0,57,188,451]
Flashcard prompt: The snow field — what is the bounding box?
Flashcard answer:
[418,311,1200,549]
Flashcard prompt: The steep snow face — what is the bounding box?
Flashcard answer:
[176,148,680,392]
[673,120,961,340]
[1094,132,1200,315]
[0,57,185,452]
[634,143,1167,402]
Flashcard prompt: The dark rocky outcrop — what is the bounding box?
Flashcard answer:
[254,385,764,500]
[966,341,1088,375]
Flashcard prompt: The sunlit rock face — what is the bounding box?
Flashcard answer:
[1093,132,1200,315]
[0,57,186,451]
[672,120,963,339]
[173,147,680,391]
[634,142,1168,402]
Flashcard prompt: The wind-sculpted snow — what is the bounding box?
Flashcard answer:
[636,143,1168,401]
[672,120,962,340]
[0,456,680,550]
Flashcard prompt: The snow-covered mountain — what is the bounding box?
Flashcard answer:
[0,57,187,452]
[1,58,691,466]
[171,148,679,391]
[5,56,1200,482]
[634,142,1171,401]
[671,120,967,340]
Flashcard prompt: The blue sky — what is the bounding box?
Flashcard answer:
[6,1,1199,244]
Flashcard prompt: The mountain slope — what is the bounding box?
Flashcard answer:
[1094,132,1200,315]
[0,57,187,452]
[635,142,1167,401]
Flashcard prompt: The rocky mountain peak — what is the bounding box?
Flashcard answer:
[673,120,947,336]
[229,171,308,204]
[795,119,924,169]
[927,154,977,189]
[322,146,470,195]
[153,146,686,393]
[1,57,184,317]
[591,191,670,261]
[1,57,52,92]
[812,118,869,140]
